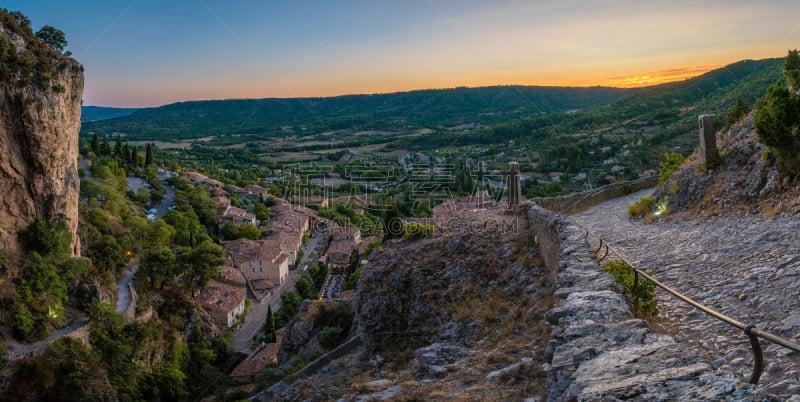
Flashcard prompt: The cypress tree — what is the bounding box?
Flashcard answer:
[100,135,111,156]
[113,136,123,159]
[145,143,153,166]
[264,305,276,343]
[90,133,99,155]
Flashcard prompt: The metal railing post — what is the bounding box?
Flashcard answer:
[745,325,764,384]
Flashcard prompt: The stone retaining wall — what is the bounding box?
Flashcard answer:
[532,176,658,215]
[123,282,137,322]
[527,204,757,400]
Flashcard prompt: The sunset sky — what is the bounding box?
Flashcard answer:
[9,0,800,107]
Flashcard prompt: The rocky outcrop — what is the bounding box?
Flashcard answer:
[0,22,83,269]
[277,299,325,364]
[655,111,800,218]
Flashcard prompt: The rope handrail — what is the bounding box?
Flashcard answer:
[582,227,800,384]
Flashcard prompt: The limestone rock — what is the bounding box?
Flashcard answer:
[0,23,83,269]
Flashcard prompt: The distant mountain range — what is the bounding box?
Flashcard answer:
[80,86,632,140]
[80,57,784,141]
[80,106,139,122]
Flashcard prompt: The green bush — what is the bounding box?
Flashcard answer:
[402,222,434,241]
[658,152,684,186]
[725,98,750,129]
[627,196,654,218]
[603,260,658,319]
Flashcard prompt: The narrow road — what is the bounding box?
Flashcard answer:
[571,188,800,396]
[231,231,326,354]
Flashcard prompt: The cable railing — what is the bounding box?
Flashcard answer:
[586,231,800,385]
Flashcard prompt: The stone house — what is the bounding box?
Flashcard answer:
[222,238,289,285]
[328,238,357,268]
[197,278,246,329]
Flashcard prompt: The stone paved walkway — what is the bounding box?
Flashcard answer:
[571,188,800,397]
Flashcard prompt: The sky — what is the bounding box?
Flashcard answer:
[6,0,800,107]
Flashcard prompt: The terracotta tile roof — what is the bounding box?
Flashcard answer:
[219,265,246,286]
[213,196,231,206]
[210,187,229,197]
[328,239,356,256]
[222,238,284,268]
[197,280,246,327]
[250,279,278,291]
[184,171,208,182]
[230,342,280,378]
[243,184,269,195]
[329,223,360,241]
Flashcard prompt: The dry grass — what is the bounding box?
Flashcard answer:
[760,201,778,218]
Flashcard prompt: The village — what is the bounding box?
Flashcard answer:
[179,170,380,382]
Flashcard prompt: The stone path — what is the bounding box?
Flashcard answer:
[116,261,137,314]
[572,188,800,397]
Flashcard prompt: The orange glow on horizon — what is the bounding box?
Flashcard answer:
[544,65,725,89]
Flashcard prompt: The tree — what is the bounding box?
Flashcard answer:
[276,291,302,327]
[35,25,67,52]
[100,135,111,156]
[138,247,176,289]
[725,98,749,128]
[90,133,100,155]
[180,241,226,297]
[18,252,68,329]
[113,136,123,159]
[239,223,261,240]
[785,49,800,91]
[145,143,153,166]
[9,11,31,30]
[87,235,126,274]
[18,218,71,260]
[254,202,270,221]
[263,305,276,343]
[295,274,316,300]
[755,51,800,175]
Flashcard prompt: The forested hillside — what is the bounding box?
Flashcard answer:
[80,86,631,140]
[80,106,139,122]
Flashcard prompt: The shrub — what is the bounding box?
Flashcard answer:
[658,152,684,186]
[627,196,654,218]
[402,222,434,241]
[725,98,750,129]
[603,260,658,319]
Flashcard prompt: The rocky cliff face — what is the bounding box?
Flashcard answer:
[0,23,83,269]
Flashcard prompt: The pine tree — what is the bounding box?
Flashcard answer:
[145,143,153,166]
[785,49,800,91]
